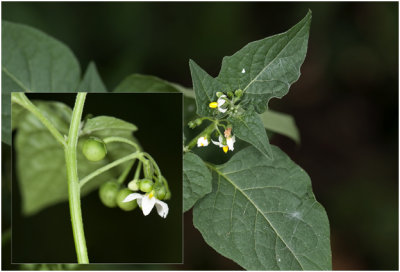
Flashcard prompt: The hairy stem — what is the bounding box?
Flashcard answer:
[11,93,66,147]
[65,93,89,263]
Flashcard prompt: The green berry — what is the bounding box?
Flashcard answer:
[116,188,138,211]
[156,186,167,200]
[139,179,154,193]
[99,181,119,208]
[82,137,107,162]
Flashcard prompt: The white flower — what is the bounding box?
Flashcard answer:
[209,95,228,113]
[211,135,235,153]
[216,95,228,113]
[227,135,236,151]
[123,192,169,218]
[197,136,209,147]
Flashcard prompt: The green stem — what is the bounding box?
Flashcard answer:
[65,93,89,264]
[116,159,135,185]
[184,122,216,151]
[103,136,141,151]
[80,152,142,188]
[142,152,162,178]
[134,161,142,180]
[11,93,66,147]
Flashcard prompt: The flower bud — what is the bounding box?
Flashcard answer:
[216,92,224,97]
[188,121,196,128]
[235,89,243,98]
[139,179,154,193]
[227,91,234,98]
[127,179,140,191]
[116,188,138,211]
[99,181,119,208]
[82,137,107,162]
[194,118,203,126]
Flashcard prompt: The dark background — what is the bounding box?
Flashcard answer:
[2,1,398,270]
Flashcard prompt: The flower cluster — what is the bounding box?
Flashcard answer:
[197,127,236,153]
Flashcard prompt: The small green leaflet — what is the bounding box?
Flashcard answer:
[193,145,331,270]
[14,101,138,216]
[81,116,137,136]
[183,152,212,212]
[189,11,311,116]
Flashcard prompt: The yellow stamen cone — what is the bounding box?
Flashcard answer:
[209,102,218,108]
[223,146,229,153]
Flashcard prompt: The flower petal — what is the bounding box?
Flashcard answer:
[155,199,169,218]
[141,195,156,216]
[123,193,143,203]
[218,107,227,113]
[227,136,235,151]
[211,139,222,147]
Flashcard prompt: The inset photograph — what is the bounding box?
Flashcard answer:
[11,92,182,263]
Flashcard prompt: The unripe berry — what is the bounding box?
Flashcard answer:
[82,137,107,161]
[139,179,154,193]
[116,188,138,211]
[156,186,167,200]
[99,181,119,208]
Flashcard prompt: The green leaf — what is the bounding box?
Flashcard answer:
[189,11,311,116]
[183,152,212,212]
[193,145,331,270]
[81,116,137,136]
[189,59,224,117]
[114,73,195,98]
[229,107,272,158]
[260,110,300,144]
[14,101,138,216]
[217,11,311,113]
[77,62,107,92]
[2,21,81,145]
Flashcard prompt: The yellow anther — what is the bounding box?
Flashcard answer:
[148,191,154,199]
[223,146,229,153]
[209,102,218,108]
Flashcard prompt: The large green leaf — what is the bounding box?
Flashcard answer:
[77,62,107,92]
[229,107,272,158]
[260,110,300,144]
[14,101,138,216]
[193,145,331,270]
[2,21,81,145]
[190,11,311,116]
[183,152,212,212]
